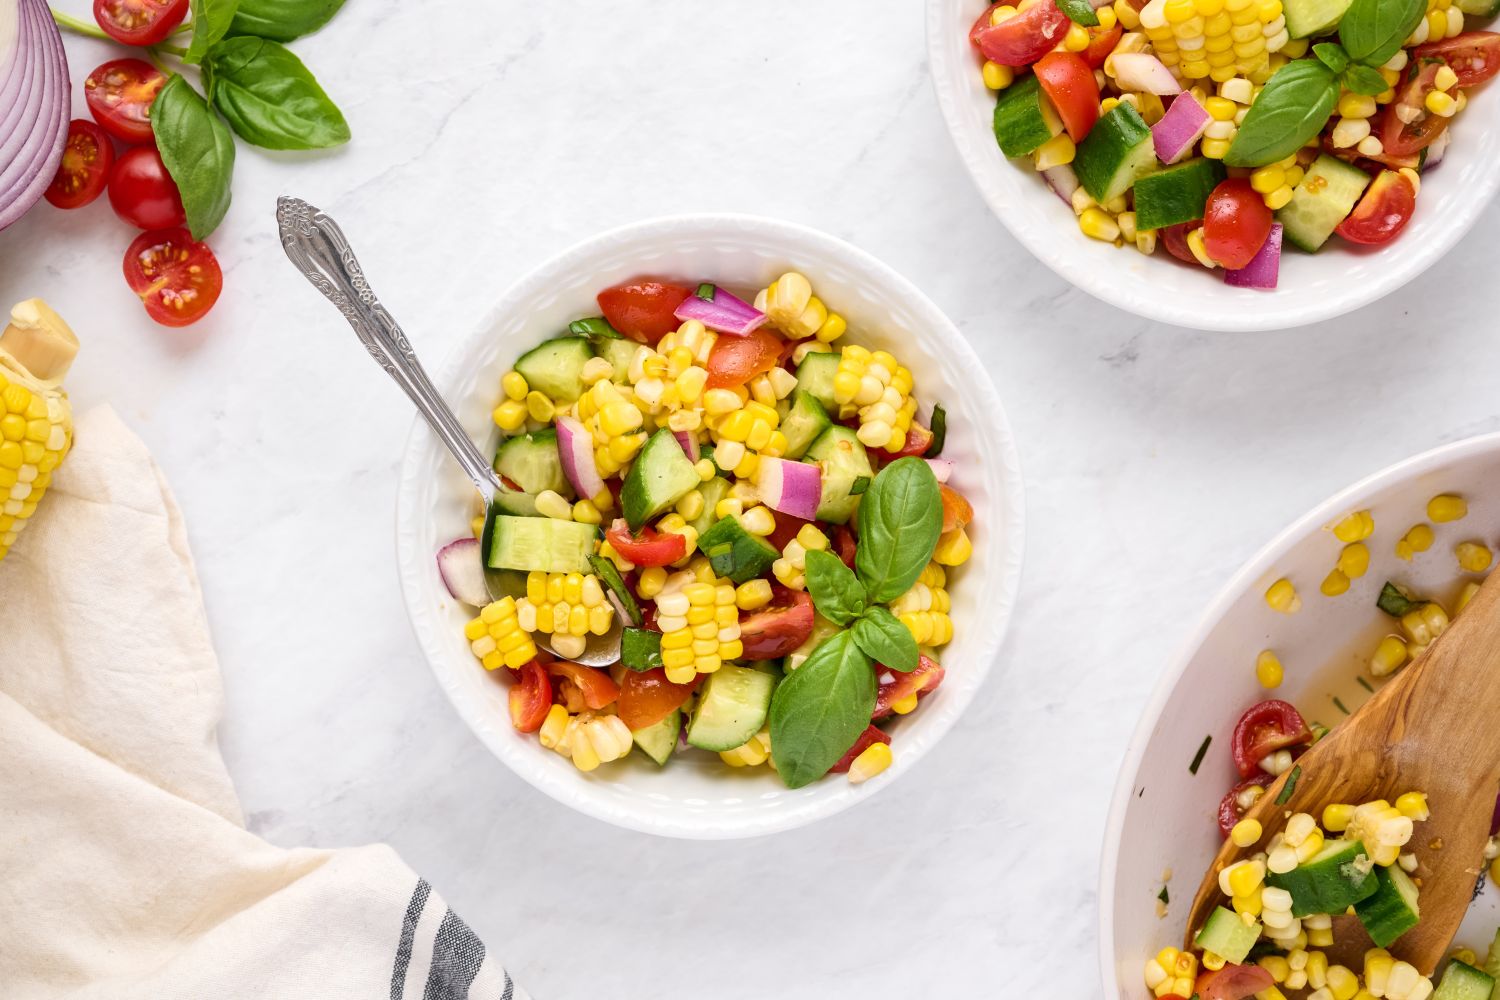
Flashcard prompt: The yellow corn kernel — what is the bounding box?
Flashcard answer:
[675,489,705,522]
[637,566,668,599]
[1336,542,1370,579]
[1326,966,1359,1000]
[1395,791,1429,821]
[572,498,603,525]
[890,693,920,715]
[1064,22,1091,49]
[538,704,569,748]
[982,60,1015,90]
[501,370,529,401]
[740,505,776,536]
[1428,494,1467,522]
[525,391,555,423]
[492,399,527,432]
[1370,635,1408,678]
[1201,137,1232,158]
[1456,541,1492,573]
[1035,132,1077,170]
[1115,0,1142,26]
[735,579,772,610]
[1256,650,1283,689]
[1231,818,1263,847]
[1332,510,1374,544]
[1456,580,1481,614]
[1079,207,1121,242]
[535,489,573,521]
[1321,569,1351,597]
[847,741,892,784]
[933,527,972,566]
[1260,955,1291,983]
[1202,951,1227,972]
[1265,578,1300,613]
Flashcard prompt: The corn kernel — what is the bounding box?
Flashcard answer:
[1321,569,1350,597]
[1265,578,1301,613]
[847,741,892,784]
[1256,650,1283,689]
[1456,541,1492,573]
[1231,818,1263,847]
[501,370,529,401]
[1428,494,1467,522]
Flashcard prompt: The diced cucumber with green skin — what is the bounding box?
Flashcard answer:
[1193,905,1261,964]
[494,428,572,498]
[794,351,840,411]
[1354,864,1421,948]
[993,75,1064,158]
[1434,962,1497,1000]
[688,477,730,537]
[494,489,539,517]
[631,709,680,766]
[1264,839,1379,917]
[696,515,779,583]
[779,390,833,460]
[488,516,598,574]
[513,336,593,404]
[804,426,874,524]
[1458,0,1500,17]
[592,336,639,383]
[620,626,663,671]
[786,614,840,671]
[1482,927,1500,993]
[621,429,700,530]
[1133,158,1226,232]
[1284,0,1353,36]
[686,664,776,752]
[589,553,641,626]
[1074,103,1156,203]
[1277,154,1371,252]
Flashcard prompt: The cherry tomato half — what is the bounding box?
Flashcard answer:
[1160,222,1202,266]
[1415,30,1500,87]
[122,229,223,327]
[1380,60,1450,158]
[939,485,973,534]
[508,659,552,733]
[1230,699,1311,778]
[705,327,783,390]
[1336,169,1418,246]
[109,146,185,230]
[1195,964,1275,1000]
[616,668,697,730]
[84,58,166,144]
[739,588,815,659]
[546,661,620,710]
[1217,773,1272,836]
[830,724,891,773]
[1082,23,1124,69]
[597,281,693,344]
[94,0,188,46]
[873,655,946,719]
[606,520,687,567]
[1202,178,1273,270]
[44,120,115,210]
[1034,51,1100,141]
[971,0,1070,66]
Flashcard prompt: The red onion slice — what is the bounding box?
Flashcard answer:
[437,537,490,608]
[1111,53,1182,96]
[1153,93,1210,165]
[555,415,605,501]
[1224,223,1282,290]
[755,457,822,521]
[0,0,69,232]
[674,286,766,336]
[671,429,700,462]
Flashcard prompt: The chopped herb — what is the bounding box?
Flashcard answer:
[925,404,948,458]
[1157,885,1170,904]
[695,282,716,300]
[1333,696,1350,715]
[849,476,871,497]
[569,316,621,339]
[1309,722,1330,741]
[1189,735,1212,775]
[589,554,641,626]
[1357,676,1374,693]
[1055,0,1101,25]
[1275,765,1301,804]
[1377,581,1420,618]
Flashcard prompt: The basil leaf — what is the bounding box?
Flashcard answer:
[925,404,947,457]
[852,607,918,673]
[1313,42,1350,73]
[1224,59,1339,168]
[805,549,866,627]
[1056,0,1100,26]
[1340,0,1426,65]
[204,37,350,150]
[228,0,344,41]
[768,632,876,788]
[855,457,943,603]
[151,75,235,240]
[184,0,239,64]
[1342,63,1391,95]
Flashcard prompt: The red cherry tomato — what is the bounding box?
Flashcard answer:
[1231,699,1311,778]
[616,668,697,730]
[546,661,620,710]
[508,660,552,733]
[832,524,857,569]
[1082,23,1124,69]
[1160,222,1202,266]
[874,422,935,463]
[597,281,693,344]
[122,229,223,327]
[971,0,1070,66]
[1196,963,1275,1000]
[44,120,115,210]
[1202,179,1273,270]
[84,58,166,144]
[939,485,973,534]
[766,514,812,554]
[108,146,185,230]
[830,724,891,773]
[1380,60,1450,158]
[739,588,815,659]
[873,655,946,719]
[605,520,687,567]
[1336,169,1418,246]
[1415,30,1500,86]
[94,0,189,46]
[1218,773,1273,836]
[705,327,783,390]
[1034,51,1100,141]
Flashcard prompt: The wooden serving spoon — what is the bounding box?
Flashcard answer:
[1184,571,1500,975]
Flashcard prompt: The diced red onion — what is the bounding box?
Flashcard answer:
[437,537,490,607]
[671,429,700,462]
[555,415,605,501]
[1042,164,1080,204]
[1112,53,1182,96]
[673,285,766,336]
[1224,223,1281,289]
[924,458,954,484]
[1424,129,1449,170]
[1153,93,1210,164]
[0,0,70,231]
[755,456,822,520]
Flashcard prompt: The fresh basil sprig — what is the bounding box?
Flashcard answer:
[183,0,240,64]
[1313,42,1350,73]
[228,0,346,42]
[1055,0,1101,27]
[852,607,919,674]
[1342,63,1391,95]
[767,632,877,788]
[204,37,351,150]
[805,549,866,627]
[1224,59,1341,168]
[1339,0,1427,66]
[152,75,236,240]
[855,457,944,602]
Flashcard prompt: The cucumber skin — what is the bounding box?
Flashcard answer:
[1433,962,1497,1000]
[621,429,699,530]
[780,391,833,460]
[993,76,1060,158]
[514,337,592,405]
[1133,158,1226,232]
[794,352,840,412]
[631,710,680,766]
[1263,839,1379,917]
[686,665,776,752]
[1074,103,1155,203]
[696,515,779,584]
[1354,865,1420,949]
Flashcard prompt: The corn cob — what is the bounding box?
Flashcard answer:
[515,571,614,660]
[1140,0,1287,85]
[890,562,955,647]
[831,345,918,452]
[463,596,538,670]
[754,272,847,342]
[0,300,78,562]
[656,559,743,684]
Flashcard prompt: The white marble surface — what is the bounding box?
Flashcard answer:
[5,1,1500,996]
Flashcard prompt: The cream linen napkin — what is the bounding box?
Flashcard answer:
[0,406,527,1000]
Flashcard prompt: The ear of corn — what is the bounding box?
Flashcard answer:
[515,571,614,660]
[0,300,78,561]
[831,344,917,452]
[464,597,539,670]
[1139,0,1287,84]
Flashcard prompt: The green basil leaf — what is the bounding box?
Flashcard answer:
[184,0,239,64]
[204,37,350,150]
[151,75,235,240]
[1056,0,1100,26]
[1342,63,1391,95]
[852,606,918,673]
[1340,0,1426,65]
[1312,42,1350,73]
[228,0,344,41]
[855,457,943,603]
[805,549,866,627]
[768,632,876,788]
[1224,59,1339,168]
[925,404,947,457]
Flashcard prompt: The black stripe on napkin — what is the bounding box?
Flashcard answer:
[423,907,486,1000]
[391,878,432,999]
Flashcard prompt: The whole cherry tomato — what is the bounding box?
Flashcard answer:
[122,229,223,327]
[44,120,115,210]
[597,281,693,344]
[1230,699,1311,778]
[84,58,166,144]
[1202,178,1273,270]
[109,146,185,230]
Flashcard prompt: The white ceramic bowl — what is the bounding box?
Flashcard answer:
[926,0,1500,331]
[394,214,1026,839]
[1099,433,1500,997]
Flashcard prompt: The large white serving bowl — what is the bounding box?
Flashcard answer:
[394,214,1025,840]
[927,0,1500,331]
[1099,433,1500,997]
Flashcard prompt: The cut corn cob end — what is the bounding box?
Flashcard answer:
[0,300,79,561]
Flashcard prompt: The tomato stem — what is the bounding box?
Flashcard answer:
[156,42,187,56]
[49,7,111,41]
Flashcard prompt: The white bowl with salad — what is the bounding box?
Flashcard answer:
[393,215,1025,839]
[1100,433,1500,998]
[927,0,1500,330]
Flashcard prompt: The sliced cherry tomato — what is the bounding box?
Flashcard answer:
[832,524,857,569]
[616,668,697,730]
[122,229,223,328]
[739,588,815,659]
[1380,60,1450,158]
[605,520,687,567]
[971,0,1070,66]
[1230,699,1311,778]
[44,120,115,210]
[108,146,185,231]
[1034,51,1100,141]
[873,655,946,719]
[84,58,166,144]
[94,0,188,46]
[874,423,935,463]
[1336,169,1418,246]
[1202,178,1273,270]
[1415,31,1500,86]
[705,327,783,390]
[1196,963,1274,1000]
[1218,773,1273,836]
[939,485,973,534]
[830,724,891,773]
[546,661,620,710]
[597,281,693,344]
[508,659,552,733]
[1160,222,1202,266]
[1081,23,1124,69]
